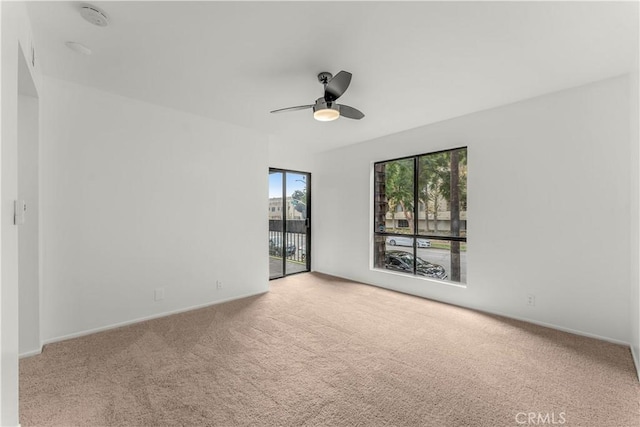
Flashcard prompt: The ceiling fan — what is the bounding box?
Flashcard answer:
[270,71,365,122]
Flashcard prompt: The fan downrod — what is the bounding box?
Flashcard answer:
[317,72,333,85]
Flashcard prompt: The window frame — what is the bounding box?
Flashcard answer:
[373,147,467,282]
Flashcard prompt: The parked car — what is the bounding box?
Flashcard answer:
[385,236,431,248]
[384,250,447,280]
[269,237,296,257]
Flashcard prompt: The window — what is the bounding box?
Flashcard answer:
[397,219,409,228]
[373,147,467,283]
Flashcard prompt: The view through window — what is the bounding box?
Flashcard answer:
[373,147,467,283]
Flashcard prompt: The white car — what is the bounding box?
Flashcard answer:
[385,236,431,248]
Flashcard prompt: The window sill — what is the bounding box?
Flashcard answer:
[371,267,468,289]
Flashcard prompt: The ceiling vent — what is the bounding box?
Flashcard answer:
[80,4,109,27]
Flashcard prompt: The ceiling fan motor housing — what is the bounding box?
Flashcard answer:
[313,97,336,112]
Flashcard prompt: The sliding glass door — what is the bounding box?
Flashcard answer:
[269,169,310,279]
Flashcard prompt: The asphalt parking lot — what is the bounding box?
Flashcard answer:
[386,245,467,283]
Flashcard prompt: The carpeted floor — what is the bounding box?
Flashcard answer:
[20,273,640,426]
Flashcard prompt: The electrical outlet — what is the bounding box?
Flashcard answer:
[216,280,223,290]
[527,294,535,307]
[154,288,164,301]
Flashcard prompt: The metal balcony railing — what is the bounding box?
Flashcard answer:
[268,231,306,263]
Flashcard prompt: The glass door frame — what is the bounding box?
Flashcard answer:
[269,168,311,279]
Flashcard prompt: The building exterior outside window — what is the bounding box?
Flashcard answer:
[268,197,305,220]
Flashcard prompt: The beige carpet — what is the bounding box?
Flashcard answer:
[20,273,640,426]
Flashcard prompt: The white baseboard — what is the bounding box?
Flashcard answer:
[477,310,630,347]
[19,347,43,359]
[42,290,268,347]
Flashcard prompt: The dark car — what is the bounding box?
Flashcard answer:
[384,250,447,280]
[269,238,296,257]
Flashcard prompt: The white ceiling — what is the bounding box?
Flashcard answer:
[27,1,639,153]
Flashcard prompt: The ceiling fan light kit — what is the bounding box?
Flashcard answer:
[271,70,365,122]
[314,108,340,122]
[313,100,340,122]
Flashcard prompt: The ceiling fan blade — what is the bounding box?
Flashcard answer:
[324,71,352,101]
[270,105,313,114]
[338,104,365,120]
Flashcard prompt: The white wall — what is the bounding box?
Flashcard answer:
[315,75,632,344]
[268,137,316,174]
[1,1,42,424]
[40,77,269,343]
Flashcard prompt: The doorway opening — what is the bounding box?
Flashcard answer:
[269,169,310,279]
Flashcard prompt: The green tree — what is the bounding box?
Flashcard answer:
[418,152,449,233]
[418,148,466,281]
[437,149,467,208]
[291,189,307,219]
[385,159,414,233]
[419,150,467,235]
